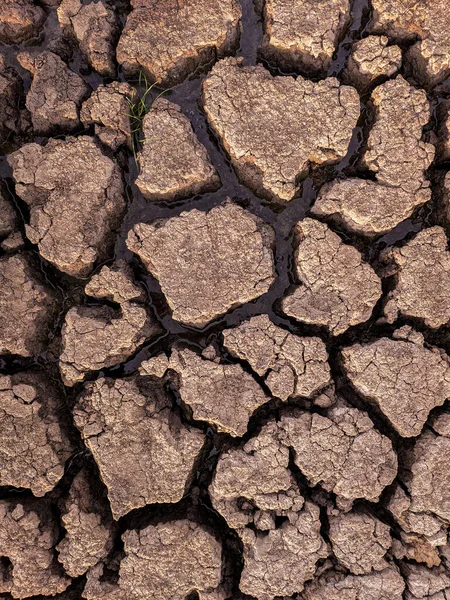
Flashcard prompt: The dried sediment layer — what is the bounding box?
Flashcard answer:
[74,376,204,519]
[0,253,58,357]
[17,50,89,135]
[0,371,73,496]
[203,58,359,202]
[81,82,135,151]
[312,76,434,236]
[135,98,220,201]
[116,0,241,86]
[0,500,70,598]
[8,136,125,277]
[83,520,223,600]
[0,0,46,44]
[342,327,450,437]
[260,0,351,74]
[126,201,275,326]
[57,0,118,78]
[222,314,331,400]
[345,35,402,92]
[281,218,382,335]
[382,227,450,328]
[370,0,450,88]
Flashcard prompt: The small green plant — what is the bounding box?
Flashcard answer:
[126,71,169,165]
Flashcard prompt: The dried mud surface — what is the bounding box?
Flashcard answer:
[2,0,450,599]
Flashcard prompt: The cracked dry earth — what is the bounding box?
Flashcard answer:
[5,1,450,600]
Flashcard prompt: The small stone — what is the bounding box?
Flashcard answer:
[0,0,46,44]
[370,0,450,88]
[303,567,405,600]
[382,227,450,328]
[328,511,391,574]
[83,520,223,600]
[0,254,58,357]
[116,0,241,86]
[203,58,360,202]
[0,372,73,496]
[0,499,70,598]
[345,35,402,92]
[280,403,397,508]
[260,0,351,75]
[74,376,204,519]
[17,51,89,135]
[135,98,220,201]
[126,201,275,327]
[0,56,22,142]
[210,420,301,530]
[239,503,328,599]
[341,332,450,437]
[312,76,434,237]
[281,219,382,335]
[167,345,269,437]
[57,0,118,78]
[57,467,114,578]
[222,314,331,400]
[81,82,135,151]
[9,136,125,277]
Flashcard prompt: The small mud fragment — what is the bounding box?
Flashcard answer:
[74,376,205,519]
[116,0,241,86]
[17,50,89,136]
[60,261,160,386]
[328,510,391,574]
[312,76,434,237]
[222,314,331,400]
[0,0,46,45]
[8,136,125,277]
[0,371,73,495]
[203,58,359,202]
[370,0,450,88]
[342,327,450,437]
[126,201,275,326]
[281,218,382,335]
[0,253,58,356]
[83,520,223,600]
[344,35,402,92]
[260,0,350,75]
[382,226,450,328]
[81,82,135,151]
[56,467,114,578]
[0,56,22,143]
[57,0,118,78]
[135,98,220,201]
[0,499,70,598]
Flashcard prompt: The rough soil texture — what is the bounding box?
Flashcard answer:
[116,0,241,86]
[203,58,359,202]
[312,76,434,236]
[3,1,450,598]
[127,201,275,326]
[135,98,219,201]
[370,0,450,88]
[281,218,382,335]
[57,0,118,78]
[260,0,351,75]
[344,35,402,92]
[17,50,89,135]
[222,314,331,400]
[74,376,204,519]
[80,82,135,151]
[341,327,450,437]
[8,136,125,277]
[59,261,161,386]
